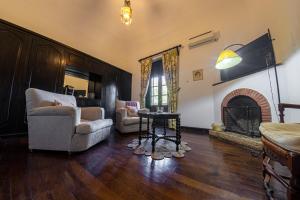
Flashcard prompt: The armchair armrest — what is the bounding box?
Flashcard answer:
[29,106,81,126]
[81,107,105,121]
[29,106,79,116]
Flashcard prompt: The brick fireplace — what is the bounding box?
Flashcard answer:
[221,88,272,123]
[209,88,271,151]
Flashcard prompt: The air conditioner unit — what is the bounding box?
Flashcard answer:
[188,31,220,49]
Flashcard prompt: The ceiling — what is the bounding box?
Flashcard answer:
[0,0,247,69]
[0,0,297,71]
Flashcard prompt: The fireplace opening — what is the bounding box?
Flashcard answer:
[223,95,262,137]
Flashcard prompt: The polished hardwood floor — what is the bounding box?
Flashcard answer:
[0,129,286,200]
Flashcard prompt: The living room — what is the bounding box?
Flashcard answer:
[0,0,300,199]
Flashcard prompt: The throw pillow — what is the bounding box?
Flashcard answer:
[54,99,63,106]
[126,106,138,117]
[126,101,138,108]
[39,101,56,107]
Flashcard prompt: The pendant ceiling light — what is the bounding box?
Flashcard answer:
[121,0,132,26]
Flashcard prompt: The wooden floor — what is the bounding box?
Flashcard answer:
[0,129,282,200]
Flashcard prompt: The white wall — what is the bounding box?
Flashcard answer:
[213,50,300,124]
[177,45,217,128]
[128,0,300,128]
[213,68,280,123]
[279,51,300,122]
[1,0,299,127]
[212,0,300,124]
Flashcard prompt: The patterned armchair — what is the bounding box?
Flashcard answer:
[115,100,151,133]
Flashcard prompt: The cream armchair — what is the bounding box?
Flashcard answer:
[115,100,151,133]
[25,88,113,152]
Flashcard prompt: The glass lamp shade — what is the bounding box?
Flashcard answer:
[215,49,242,70]
[121,6,132,25]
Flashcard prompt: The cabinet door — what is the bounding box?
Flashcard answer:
[27,38,65,93]
[123,72,132,100]
[117,71,132,101]
[0,23,31,134]
[65,50,89,72]
[103,67,118,120]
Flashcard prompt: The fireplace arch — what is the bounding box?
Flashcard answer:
[221,88,272,122]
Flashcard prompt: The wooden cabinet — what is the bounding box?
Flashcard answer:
[66,51,85,68]
[65,50,90,72]
[0,23,31,134]
[116,69,132,101]
[88,59,132,120]
[103,67,118,120]
[27,37,65,93]
[0,19,132,135]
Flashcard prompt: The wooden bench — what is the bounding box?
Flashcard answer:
[260,103,300,200]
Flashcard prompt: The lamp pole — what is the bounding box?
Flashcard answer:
[268,29,281,104]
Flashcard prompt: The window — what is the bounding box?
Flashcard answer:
[145,59,168,110]
[150,75,168,106]
[151,77,159,105]
[161,76,168,105]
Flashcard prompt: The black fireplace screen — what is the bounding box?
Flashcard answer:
[223,96,262,137]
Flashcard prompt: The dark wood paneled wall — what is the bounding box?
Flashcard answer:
[0,19,132,136]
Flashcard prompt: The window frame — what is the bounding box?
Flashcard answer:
[150,75,168,107]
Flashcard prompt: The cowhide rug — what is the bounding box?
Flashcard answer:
[127,138,192,160]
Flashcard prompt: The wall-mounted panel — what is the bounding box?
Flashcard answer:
[27,37,65,93]
[0,22,31,134]
[0,19,132,135]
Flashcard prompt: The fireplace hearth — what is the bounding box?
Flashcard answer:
[223,95,262,137]
[221,88,272,138]
[211,88,271,151]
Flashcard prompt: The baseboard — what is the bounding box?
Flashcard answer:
[181,126,209,134]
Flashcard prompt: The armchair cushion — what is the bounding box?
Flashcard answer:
[126,106,138,117]
[260,123,300,154]
[76,119,113,134]
[123,117,148,126]
[81,107,104,121]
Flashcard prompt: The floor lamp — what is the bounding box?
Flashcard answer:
[215,30,281,104]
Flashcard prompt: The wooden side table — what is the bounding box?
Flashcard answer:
[138,112,181,153]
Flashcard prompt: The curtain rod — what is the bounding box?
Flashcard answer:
[138,45,182,62]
